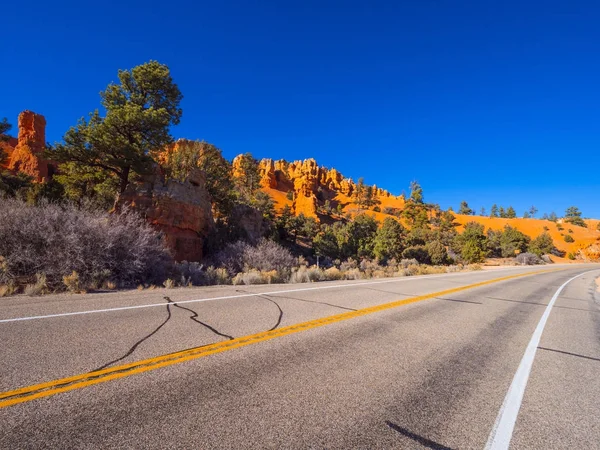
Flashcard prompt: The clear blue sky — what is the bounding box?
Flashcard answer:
[2,0,599,217]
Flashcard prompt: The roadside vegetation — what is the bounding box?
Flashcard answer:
[0,61,579,297]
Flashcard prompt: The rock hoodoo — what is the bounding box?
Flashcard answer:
[6,111,52,181]
[254,157,392,217]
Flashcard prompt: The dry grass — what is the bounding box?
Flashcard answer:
[24,273,49,296]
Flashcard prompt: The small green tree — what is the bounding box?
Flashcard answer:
[402,181,429,229]
[402,245,431,264]
[459,201,474,215]
[506,206,517,218]
[499,206,506,218]
[461,240,486,263]
[48,61,183,196]
[363,185,381,209]
[373,218,406,261]
[0,118,10,146]
[486,229,502,257]
[529,232,554,256]
[564,234,575,243]
[499,225,530,257]
[53,162,118,208]
[564,206,587,227]
[234,152,260,202]
[480,207,486,216]
[548,212,558,222]
[275,205,295,241]
[312,226,339,259]
[354,177,366,208]
[252,191,275,221]
[345,214,379,258]
[426,240,449,265]
[454,222,487,263]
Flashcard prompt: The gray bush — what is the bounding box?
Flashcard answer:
[214,239,295,276]
[0,198,172,290]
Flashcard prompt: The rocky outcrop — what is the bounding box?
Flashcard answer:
[253,157,391,217]
[7,111,52,181]
[116,167,214,262]
[577,243,600,262]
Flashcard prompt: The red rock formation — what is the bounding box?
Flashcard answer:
[254,157,393,218]
[7,111,51,181]
[0,137,18,170]
[116,167,214,262]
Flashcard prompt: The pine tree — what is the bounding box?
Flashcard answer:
[506,206,517,218]
[490,204,499,218]
[48,61,183,195]
[564,206,587,227]
[459,201,474,215]
[409,181,424,204]
[528,205,538,218]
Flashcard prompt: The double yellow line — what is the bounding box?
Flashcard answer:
[0,269,558,409]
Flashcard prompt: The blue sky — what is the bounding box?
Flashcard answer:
[2,0,599,217]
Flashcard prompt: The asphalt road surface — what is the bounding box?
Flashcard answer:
[1,264,599,449]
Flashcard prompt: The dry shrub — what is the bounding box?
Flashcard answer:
[307,267,325,282]
[205,266,231,285]
[62,271,80,293]
[214,239,295,280]
[24,273,49,296]
[403,264,420,276]
[0,198,172,290]
[232,270,268,285]
[359,260,383,278]
[467,264,483,271]
[323,267,343,281]
[289,267,310,283]
[340,258,358,271]
[446,265,463,273]
[163,278,175,289]
[400,258,419,269]
[417,265,447,275]
[0,282,16,297]
[343,268,363,280]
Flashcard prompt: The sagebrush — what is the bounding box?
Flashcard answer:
[0,198,172,291]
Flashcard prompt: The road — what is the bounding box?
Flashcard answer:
[1,264,599,449]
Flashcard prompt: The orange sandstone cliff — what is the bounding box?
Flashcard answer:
[231,156,400,219]
[116,167,215,262]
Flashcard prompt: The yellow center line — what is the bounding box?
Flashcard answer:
[0,268,562,409]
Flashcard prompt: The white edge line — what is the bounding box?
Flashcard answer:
[0,267,559,324]
[484,269,597,450]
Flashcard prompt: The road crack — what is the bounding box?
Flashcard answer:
[93,302,173,372]
[165,296,234,340]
